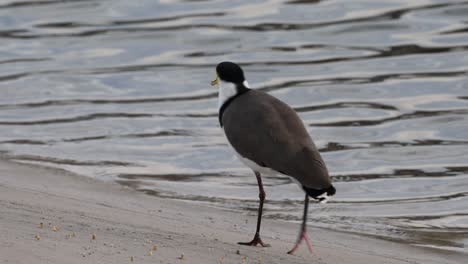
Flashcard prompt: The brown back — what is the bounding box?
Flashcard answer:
[222,90,331,190]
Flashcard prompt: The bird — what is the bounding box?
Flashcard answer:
[211,61,336,254]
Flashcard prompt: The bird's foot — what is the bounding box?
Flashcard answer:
[287,229,314,255]
[238,234,270,247]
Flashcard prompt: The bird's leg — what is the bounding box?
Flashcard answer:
[238,171,270,247]
[288,194,314,255]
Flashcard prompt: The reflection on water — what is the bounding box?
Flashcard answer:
[1,0,468,254]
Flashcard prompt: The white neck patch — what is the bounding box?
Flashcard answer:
[217,80,250,111]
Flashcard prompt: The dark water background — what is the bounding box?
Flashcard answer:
[1,0,468,253]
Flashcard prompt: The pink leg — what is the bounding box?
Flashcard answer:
[303,231,314,253]
[287,228,314,254]
[287,235,302,254]
[288,194,314,255]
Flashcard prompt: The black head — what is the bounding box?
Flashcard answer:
[216,61,245,84]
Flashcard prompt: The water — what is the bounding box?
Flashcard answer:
[1,0,468,253]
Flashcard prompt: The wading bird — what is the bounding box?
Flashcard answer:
[211,61,336,254]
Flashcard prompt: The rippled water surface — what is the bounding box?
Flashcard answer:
[1,0,468,253]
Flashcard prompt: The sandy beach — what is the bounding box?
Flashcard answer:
[0,157,464,264]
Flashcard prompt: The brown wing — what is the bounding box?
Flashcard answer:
[222,90,331,190]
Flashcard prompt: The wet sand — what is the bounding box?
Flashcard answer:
[0,158,464,264]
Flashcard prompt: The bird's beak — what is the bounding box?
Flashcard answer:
[211,75,219,87]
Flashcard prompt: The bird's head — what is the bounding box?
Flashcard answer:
[211,61,247,88]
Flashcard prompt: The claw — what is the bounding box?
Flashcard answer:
[238,234,270,247]
[287,229,313,255]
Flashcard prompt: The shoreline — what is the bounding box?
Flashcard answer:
[0,158,464,264]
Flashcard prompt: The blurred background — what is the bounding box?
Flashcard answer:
[1,0,468,253]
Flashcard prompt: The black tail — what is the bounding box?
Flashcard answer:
[303,185,336,202]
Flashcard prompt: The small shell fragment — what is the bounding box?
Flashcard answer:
[39,222,44,229]
[178,253,185,260]
[35,235,41,240]
[52,226,59,232]
[152,245,157,251]
[149,251,153,256]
